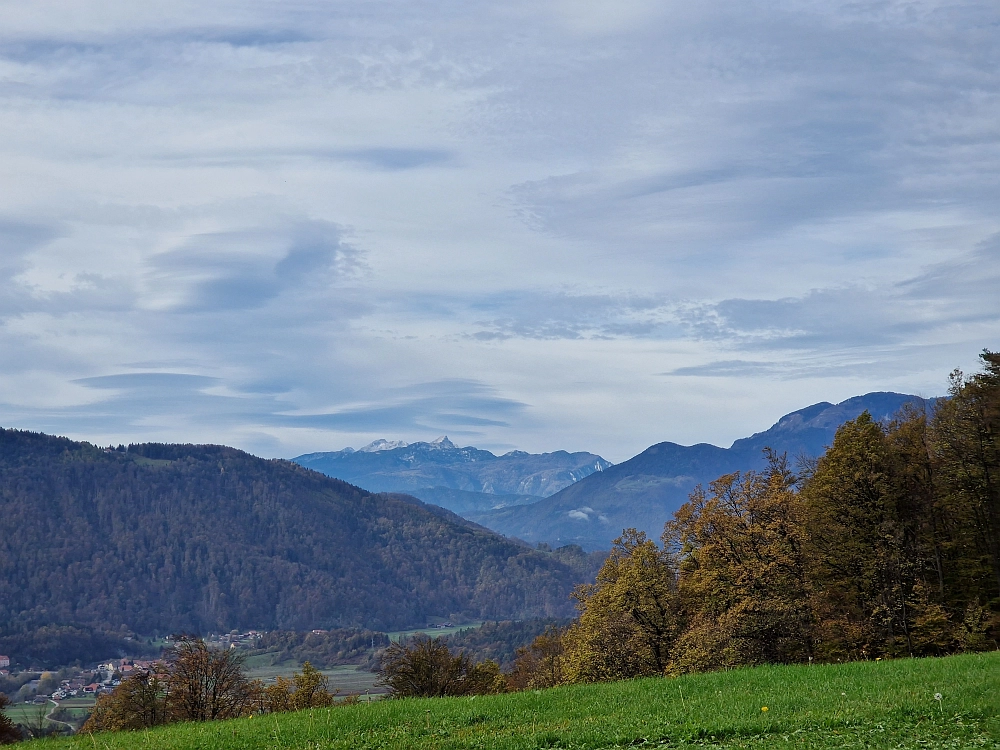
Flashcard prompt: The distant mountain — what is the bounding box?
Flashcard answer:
[469,393,938,551]
[293,438,612,512]
[0,429,591,644]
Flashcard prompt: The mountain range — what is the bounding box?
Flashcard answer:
[471,392,938,550]
[294,437,611,513]
[297,392,937,551]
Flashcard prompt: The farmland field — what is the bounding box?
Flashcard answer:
[3,695,96,733]
[244,661,384,697]
[22,651,1000,749]
[3,700,52,727]
[387,621,484,643]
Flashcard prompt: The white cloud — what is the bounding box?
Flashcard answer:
[0,0,997,462]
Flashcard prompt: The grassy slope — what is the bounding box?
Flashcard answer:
[28,652,1000,749]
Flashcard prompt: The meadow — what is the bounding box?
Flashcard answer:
[243,659,384,696]
[386,622,484,643]
[22,651,999,749]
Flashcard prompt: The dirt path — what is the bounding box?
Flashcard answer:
[44,699,73,731]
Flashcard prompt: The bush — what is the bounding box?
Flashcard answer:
[377,636,504,697]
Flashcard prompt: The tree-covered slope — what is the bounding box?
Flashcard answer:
[0,429,585,638]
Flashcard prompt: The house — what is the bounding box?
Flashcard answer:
[0,655,9,668]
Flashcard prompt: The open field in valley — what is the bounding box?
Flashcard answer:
[23,651,1000,749]
[244,660,384,697]
[387,622,484,643]
[3,695,97,732]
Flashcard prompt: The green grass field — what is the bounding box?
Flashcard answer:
[3,701,51,727]
[3,695,97,732]
[387,621,484,643]
[244,660,383,696]
[23,651,1000,749]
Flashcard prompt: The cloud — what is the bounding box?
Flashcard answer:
[13,373,525,443]
[0,0,997,460]
[666,360,786,378]
[676,241,1000,353]
[74,373,219,390]
[462,290,671,340]
[132,219,363,313]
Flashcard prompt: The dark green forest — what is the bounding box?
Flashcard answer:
[0,434,588,666]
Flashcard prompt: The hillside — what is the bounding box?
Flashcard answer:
[25,652,1000,749]
[293,437,611,503]
[0,429,587,654]
[472,392,937,550]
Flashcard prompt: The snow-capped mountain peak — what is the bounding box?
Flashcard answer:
[358,439,410,453]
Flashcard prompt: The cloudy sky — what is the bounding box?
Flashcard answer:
[0,0,997,462]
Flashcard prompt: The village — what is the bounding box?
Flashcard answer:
[0,632,265,717]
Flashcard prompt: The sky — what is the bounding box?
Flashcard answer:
[0,0,998,463]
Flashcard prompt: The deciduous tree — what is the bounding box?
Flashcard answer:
[163,638,253,721]
[561,529,680,682]
[668,452,811,672]
[377,636,503,697]
[81,670,167,733]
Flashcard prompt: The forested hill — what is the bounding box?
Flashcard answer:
[0,429,588,640]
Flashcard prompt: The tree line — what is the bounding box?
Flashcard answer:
[508,352,1000,685]
[384,352,1000,695]
[249,628,390,669]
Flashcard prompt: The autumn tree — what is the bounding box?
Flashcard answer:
[255,662,338,713]
[667,452,812,672]
[931,351,1000,602]
[506,626,566,691]
[163,638,253,721]
[800,412,918,659]
[561,529,680,683]
[81,670,167,733]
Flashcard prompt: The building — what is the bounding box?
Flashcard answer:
[0,655,9,669]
